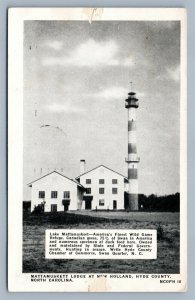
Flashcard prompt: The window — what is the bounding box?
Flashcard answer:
[51,191,58,198]
[85,188,91,194]
[86,179,91,184]
[39,191,45,198]
[63,191,70,198]
[99,188,104,194]
[99,179,105,184]
[112,179,118,184]
[112,188,118,194]
[99,199,105,206]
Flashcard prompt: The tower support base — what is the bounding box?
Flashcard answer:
[125,193,138,211]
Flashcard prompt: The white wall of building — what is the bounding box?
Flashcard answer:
[30,172,83,212]
[78,166,126,210]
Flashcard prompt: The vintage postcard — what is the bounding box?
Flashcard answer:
[8,8,187,292]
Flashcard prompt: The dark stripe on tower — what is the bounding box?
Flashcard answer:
[127,193,138,211]
[128,143,137,154]
[128,121,136,131]
[128,168,138,179]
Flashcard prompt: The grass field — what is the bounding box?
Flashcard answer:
[23,211,180,274]
[71,210,180,223]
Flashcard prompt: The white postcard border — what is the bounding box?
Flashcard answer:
[8,7,187,292]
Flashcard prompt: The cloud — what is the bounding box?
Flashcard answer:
[92,86,145,100]
[93,86,126,100]
[167,65,180,82]
[122,57,135,67]
[43,40,63,51]
[46,103,84,114]
[156,65,180,82]
[42,39,135,68]
[136,91,145,98]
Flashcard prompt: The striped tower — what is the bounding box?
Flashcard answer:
[125,88,139,211]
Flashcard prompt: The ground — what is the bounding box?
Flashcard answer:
[23,211,180,273]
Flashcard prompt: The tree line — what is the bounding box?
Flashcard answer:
[138,193,180,212]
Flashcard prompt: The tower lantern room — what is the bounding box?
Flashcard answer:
[125,92,139,109]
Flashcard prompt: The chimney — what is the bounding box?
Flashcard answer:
[80,159,86,175]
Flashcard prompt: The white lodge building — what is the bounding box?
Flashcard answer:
[27,164,129,212]
[76,165,128,211]
[28,171,84,212]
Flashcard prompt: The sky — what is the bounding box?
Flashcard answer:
[23,20,180,198]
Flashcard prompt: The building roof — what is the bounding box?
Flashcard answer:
[27,171,85,188]
[75,165,128,182]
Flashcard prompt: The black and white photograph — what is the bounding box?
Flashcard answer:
[8,8,187,292]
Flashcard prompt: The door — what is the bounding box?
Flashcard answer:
[113,200,117,210]
[83,196,93,210]
[51,204,57,212]
[85,199,92,210]
[63,201,70,212]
